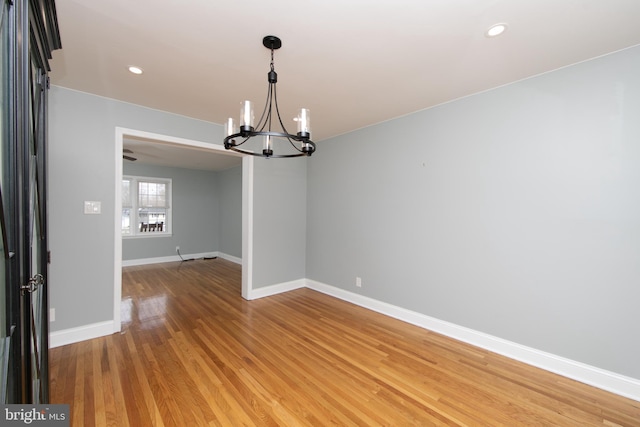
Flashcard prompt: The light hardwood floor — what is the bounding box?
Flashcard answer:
[49,259,640,426]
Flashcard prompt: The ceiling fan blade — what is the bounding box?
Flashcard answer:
[123,155,137,161]
[123,148,134,154]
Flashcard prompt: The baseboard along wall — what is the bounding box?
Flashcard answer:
[304,279,640,403]
[122,251,241,267]
[49,272,640,402]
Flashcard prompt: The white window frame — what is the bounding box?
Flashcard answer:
[122,175,172,238]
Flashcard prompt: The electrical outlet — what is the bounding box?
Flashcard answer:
[356,277,362,288]
[176,246,180,253]
[50,308,55,322]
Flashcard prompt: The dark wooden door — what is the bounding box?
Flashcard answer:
[0,0,60,403]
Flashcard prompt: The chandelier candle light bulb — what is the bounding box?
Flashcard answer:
[240,100,254,133]
[225,118,235,137]
[264,135,273,156]
[297,108,311,137]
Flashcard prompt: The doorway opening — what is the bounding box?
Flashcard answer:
[114,127,254,332]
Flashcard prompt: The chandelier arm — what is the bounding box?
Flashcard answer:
[227,146,309,158]
[254,83,272,132]
[225,131,315,157]
[285,136,306,153]
[286,137,316,153]
[254,152,306,158]
[227,130,304,140]
[224,135,252,148]
[267,83,274,132]
[271,82,293,136]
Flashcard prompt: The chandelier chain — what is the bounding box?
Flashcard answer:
[270,48,275,72]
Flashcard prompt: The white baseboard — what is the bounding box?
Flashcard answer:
[217,252,242,265]
[246,278,305,300]
[123,255,181,266]
[305,279,640,402]
[49,272,640,402]
[122,251,227,267]
[49,320,116,348]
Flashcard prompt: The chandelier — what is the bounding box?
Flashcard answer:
[223,36,316,158]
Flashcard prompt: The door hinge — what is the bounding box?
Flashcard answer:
[21,274,44,295]
[46,76,50,89]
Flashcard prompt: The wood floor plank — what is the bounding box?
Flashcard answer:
[91,340,107,427]
[123,333,166,427]
[49,259,640,426]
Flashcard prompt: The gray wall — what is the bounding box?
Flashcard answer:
[48,87,224,331]
[306,45,640,379]
[218,165,242,259]
[252,157,307,288]
[49,86,306,333]
[122,162,223,260]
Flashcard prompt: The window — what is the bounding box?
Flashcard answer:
[122,175,172,237]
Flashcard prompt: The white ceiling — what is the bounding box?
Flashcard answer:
[122,136,242,171]
[50,0,640,170]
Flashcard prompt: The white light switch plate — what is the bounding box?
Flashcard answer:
[84,201,101,214]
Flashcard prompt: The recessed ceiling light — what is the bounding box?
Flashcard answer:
[485,23,507,38]
[128,66,143,75]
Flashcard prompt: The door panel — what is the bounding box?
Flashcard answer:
[24,59,48,402]
[1,0,14,403]
[0,0,60,403]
